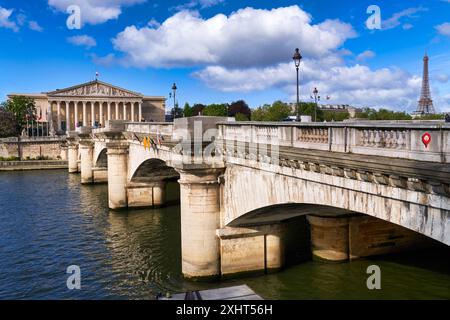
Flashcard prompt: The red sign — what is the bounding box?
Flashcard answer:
[422,133,431,148]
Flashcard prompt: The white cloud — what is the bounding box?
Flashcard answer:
[67,35,97,48]
[0,7,19,32]
[112,6,356,68]
[29,21,43,32]
[174,0,224,11]
[382,7,427,30]
[356,50,375,61]
[104,5,448,111]
[435,22,450,36]
[48,0,145,25]
[436,74,449,83]
[402,23,413,30]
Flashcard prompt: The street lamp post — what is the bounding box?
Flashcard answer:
[293,48,302,122]
[313,87,320,122]
[172,83,177,109]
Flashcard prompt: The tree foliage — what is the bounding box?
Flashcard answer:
[251,100,291,121]
[228,100,251,118]
[0,108,18,137]
[414,114,445,120]
[234,113,250,121]
[356,108,412,120]
[202,104,228,117]
[183,103,193,117]
[1,96,36,134]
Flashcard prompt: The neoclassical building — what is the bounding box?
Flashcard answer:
[8,80,166,134]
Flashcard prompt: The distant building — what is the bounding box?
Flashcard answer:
[318,104,362,118]
[7,80,166,134]
[289,103,362,118]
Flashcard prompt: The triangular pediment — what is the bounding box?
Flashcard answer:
[47,80,143,98]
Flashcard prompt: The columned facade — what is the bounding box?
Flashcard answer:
[39,80,162,134]
[48,98,144,134]
[8,80,165,136]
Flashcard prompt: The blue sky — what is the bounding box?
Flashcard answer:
[0,0,449,112]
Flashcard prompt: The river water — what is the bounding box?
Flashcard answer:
[0,170,449,300]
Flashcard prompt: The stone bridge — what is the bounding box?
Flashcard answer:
[66,117,450,279]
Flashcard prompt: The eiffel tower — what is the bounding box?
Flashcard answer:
[416,53,436,114]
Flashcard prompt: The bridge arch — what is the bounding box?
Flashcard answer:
[94,148,108,168]
[223,164,450,245]
[131,158,179,182]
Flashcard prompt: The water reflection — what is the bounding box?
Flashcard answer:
[0,170,449,300]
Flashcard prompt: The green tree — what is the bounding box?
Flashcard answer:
[228,100,251,118]
[234,112,250,121]
[192,103,206,116]
[322,110,350,122]
[2,96,36,134]
[356,108,412,120]
[183,102,193,117]
[415,114,445,120]
[203,103,228,116]
[251,104,270,121]
[0,108,18,137]
[251,101,291,121]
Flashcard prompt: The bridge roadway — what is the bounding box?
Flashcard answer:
[66,117,450,279]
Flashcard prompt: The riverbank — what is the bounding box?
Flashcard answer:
[0,160,68,171]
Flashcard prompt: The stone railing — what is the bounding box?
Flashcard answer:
[217,121,450,163]
[125,122,174,136]
[0,136,65,143]
[104,118,450,163]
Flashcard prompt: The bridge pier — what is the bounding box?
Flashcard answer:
[217,224,286,278]
[126,180,166,208]
[79,140,94,184]
[307,215,350,262]
[68,143,79,173]
[307,214,433,262]
[178,168,224,280]
[92,167,108,184]
[107,142,129,210]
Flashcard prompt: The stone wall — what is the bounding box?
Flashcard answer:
[349,215,433,259]
[142,99,165,122]
[0,139,65,160]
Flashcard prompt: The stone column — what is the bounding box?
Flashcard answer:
[107,102,111,122]
[178,168,224,280]
[115,103,119,120]
[79,140,94,184]
[107,142,129,209]
[49,101,55,136]
[307,215,350,262]
[123,102,127,120]
[139,102,142,122]
[100,102,103,127]
[91,102,95,126]
[131,102,135,122]
[68,143,79,173]
[152,181,166,206]
[83,102,87,126]
[74,102,78,128]
[126,180,166,208]
[57,101,61,131]
[65,102,70,133]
